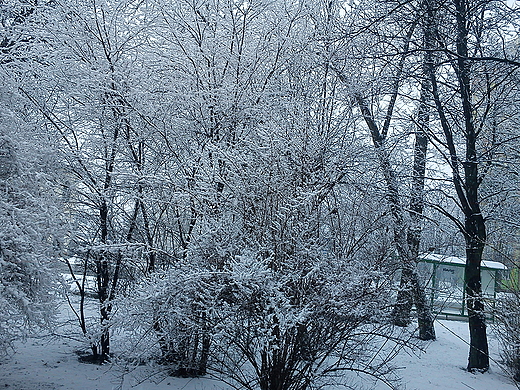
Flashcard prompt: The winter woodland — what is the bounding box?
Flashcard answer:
[1,0,520,389]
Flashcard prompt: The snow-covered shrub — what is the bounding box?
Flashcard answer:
[494,286,520,382]
[0,247,54,357]
[0,184,60,358]
[114,251,396,389]
[113,260,222,376]
[211,255,396,390]
[0,106,64,358]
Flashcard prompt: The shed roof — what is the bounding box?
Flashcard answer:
[420,253,507,270]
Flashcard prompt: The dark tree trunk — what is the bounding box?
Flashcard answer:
[391,267,414,327]
[464,204,489,371]
[95,253,111,361]
[455,0,489,372]
[391,265,435,341]
[392,66,436,339]
[96,201,111,362]
[427,0,490,372]
[408,0,436,340]
[411,270,435,340]
[198,311,211,375]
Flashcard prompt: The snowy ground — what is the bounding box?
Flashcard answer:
[374,319,519,390]
[1,304,519,390]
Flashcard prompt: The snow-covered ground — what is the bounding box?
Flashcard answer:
[1,311,518,390]
[374,319,519,390]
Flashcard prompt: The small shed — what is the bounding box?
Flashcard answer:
[417,253,507,320]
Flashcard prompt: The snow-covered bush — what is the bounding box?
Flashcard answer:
[113,261,220,376]
[0,247,55,357]
[494,285,520,382]
[114,251,396,389]
[0,100,65,358]
[0,176,60,358]
[211,255,395,390]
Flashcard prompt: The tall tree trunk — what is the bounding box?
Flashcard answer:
[96,201,112,361]
[95,93,119,361]
[333,16,435,338]
[354,91,435,339]
[465,212,488,370]
[392,77,432,333]
[405,0,436,340]
[406,118,435,339]
[427,0,490,372]
[455,0,489,371]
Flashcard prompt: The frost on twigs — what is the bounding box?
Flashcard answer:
[114,253,406,390]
